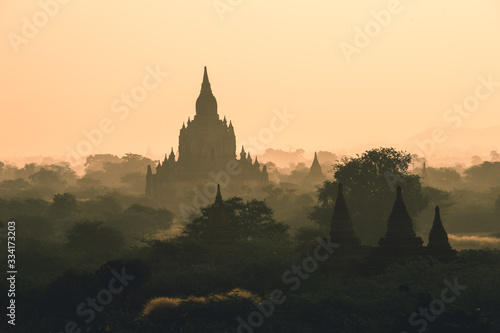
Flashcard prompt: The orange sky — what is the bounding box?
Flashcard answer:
[1,0,500,165]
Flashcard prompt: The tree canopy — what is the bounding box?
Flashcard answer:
[310,147,428,244]
[183,197,289,241]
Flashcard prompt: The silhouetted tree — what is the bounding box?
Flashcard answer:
[66,221,124,252]
[85,153,121,172]
[108,204,174,243]
[48,193,77,219]
[95,258,150,310]
[491,150,500,162]
[0,178,30,191]
[79,195,123,219]
[29,167,62,185]
[184,197,289,240]
[471,155,482,166]
[464,162,500,189]
[420,166,462,190]
[121,172,145,192]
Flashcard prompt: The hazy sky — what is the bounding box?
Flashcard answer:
[2,0,500,163]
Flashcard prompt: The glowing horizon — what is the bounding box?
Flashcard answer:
[2,0,500,166]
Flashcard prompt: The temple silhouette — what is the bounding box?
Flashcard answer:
[302,152,326,187]
[204,184,457,280]
[146,67,268,197]
[327,184,456,279]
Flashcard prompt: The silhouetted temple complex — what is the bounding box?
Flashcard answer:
[146,67,268,197]
[326,184,457,280]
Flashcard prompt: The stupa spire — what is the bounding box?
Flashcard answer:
[215,184,223,205]
[384,186,417,238]
[330,183,360,246]
[426,206,456,260]
[196,66,218,119]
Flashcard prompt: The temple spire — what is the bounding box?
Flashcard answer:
[201,66,212,92]
[196,66,218,118]
[384,186,417,238]
[330,183,360,246]
[302,151,325,186]
[426,206,456,260]
[309,152,323,176]
[215,184,223,205]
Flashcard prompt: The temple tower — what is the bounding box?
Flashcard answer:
[376,186,424,262]
[425,206,457,261]
[326,183,368,281]
[330,183,361,246]
[145,67,268,198]
[302,152,326,187]
[203,184,238,246]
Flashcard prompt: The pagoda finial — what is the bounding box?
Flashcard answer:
[201,66,211,92]
[215,184,223,205]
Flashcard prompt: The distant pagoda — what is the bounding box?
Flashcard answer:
[302,152,326,187]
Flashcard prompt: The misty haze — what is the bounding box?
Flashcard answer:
[1,1,500,332]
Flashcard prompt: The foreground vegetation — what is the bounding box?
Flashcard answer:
[1,148,500,332]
